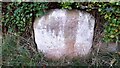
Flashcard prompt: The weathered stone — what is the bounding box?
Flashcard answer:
[34,9,95,60]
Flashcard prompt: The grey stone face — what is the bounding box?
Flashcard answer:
[34,9,95,60]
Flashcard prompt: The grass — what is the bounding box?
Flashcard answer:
[1,34,120,67]
[2,34,42,66]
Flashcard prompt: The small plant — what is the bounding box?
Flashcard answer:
[2,34,43,66]
[60,2,73,9]
[98,2,120,42]
[2,2,48,35]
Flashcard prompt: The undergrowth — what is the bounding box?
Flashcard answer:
[1,2,120,67]
[2,34,120,67]
[2,34,43,66]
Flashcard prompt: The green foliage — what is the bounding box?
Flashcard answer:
[1,2,120,66]
[2,35,120,66]
[2,35,43,66]
[61,2,120,42]
[60,2,73,9]
[98,2,120,42]
[75,2,98,11]
[2,2,119,42]
[2,2,48,35]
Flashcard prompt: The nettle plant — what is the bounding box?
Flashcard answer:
[2,2,48,35]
